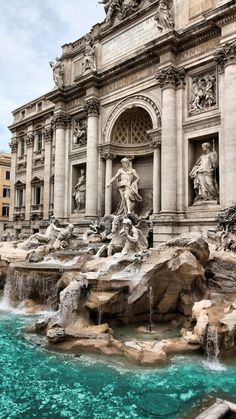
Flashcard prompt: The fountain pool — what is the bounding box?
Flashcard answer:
[0,308,236,419]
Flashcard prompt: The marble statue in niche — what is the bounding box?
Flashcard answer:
[154,0,174,32]
[49,58,64,89]
[73,169,86,212]
[83,35,97,73]
[107,157,142,215]
[190,142,219,205]
[72,120,87,147]
[190,74,216,113]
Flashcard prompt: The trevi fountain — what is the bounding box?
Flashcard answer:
[2,0,236,418]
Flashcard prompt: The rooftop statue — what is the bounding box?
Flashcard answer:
[99,0,122,22]
[107,158,142,215]
[99,0,141,23]
[190,142,218,204]
[154,0,174,32]
[49,58,64,89]
[83,35,97,73]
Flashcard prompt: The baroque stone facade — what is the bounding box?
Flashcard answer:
[9,0,236,244]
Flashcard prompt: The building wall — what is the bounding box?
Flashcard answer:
[8,0,236,243]
[0,153,12,234]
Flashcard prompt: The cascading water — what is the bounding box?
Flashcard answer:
[149,286,153,332]
[204,324,226,371]
[3,266,62,310]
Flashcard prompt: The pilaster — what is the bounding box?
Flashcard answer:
[25,132,34,220]
[53,112,71,219]
[215,41,236,206]
[156,66,185,214]
[42,126,53,220]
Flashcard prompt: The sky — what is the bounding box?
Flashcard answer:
[0,0,105,152]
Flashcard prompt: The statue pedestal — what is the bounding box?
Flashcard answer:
[192,200,218,207]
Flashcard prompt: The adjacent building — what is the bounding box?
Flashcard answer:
[0,153,11,236]
[8,0,236,244]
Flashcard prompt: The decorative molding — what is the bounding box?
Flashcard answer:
[70,151,87,162]
[214,40,236,73]
[84,99,100,116]
[156,66,186,88]
[183,115,221,134]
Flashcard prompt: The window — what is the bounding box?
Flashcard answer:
[34,186,41,205]
[37,131,43,151]
[17,189,24,207]
[5,171,10,180]
[3,188,10,198]
[2,205,9,217]
[19,139,25,157]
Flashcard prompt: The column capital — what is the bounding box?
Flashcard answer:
[26,132,35,148]
[156,66,186,88]
[101,153,116,160]
[214,40,236,73]
[151,138,161,149]
[52,112,71,129]
[9,137,18,153]
[42,126,53,142]
[84,98,100,116]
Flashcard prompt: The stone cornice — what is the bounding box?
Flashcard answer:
[156,66,186,88]
[214,40,236,73]
[98,142,154,157]
[183,114,221,134]
[84,99,100,117]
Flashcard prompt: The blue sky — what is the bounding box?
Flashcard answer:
[0,0,105,152]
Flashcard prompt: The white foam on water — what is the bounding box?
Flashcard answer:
[202,359,227,372]
[39,256,80,266]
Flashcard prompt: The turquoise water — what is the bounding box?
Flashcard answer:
[0,311,236,419]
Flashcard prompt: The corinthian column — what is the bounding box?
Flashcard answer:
[215,41,236,207]
[53,112,71,219]
[151,139,161,214]
[9,136,17,222]
[25,133,34,220]
[84,99,100,217]
[42,126,53,220]
[156,66,185,213]
[103,153,115,215]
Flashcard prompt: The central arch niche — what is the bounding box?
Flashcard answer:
[111,107,152,145]
[109,106,154,215]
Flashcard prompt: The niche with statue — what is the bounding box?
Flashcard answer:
[188,134,219,206]
[72,164,86,213]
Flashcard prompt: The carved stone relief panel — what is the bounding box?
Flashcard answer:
[72,119,87,149]
[188,68,217,115]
